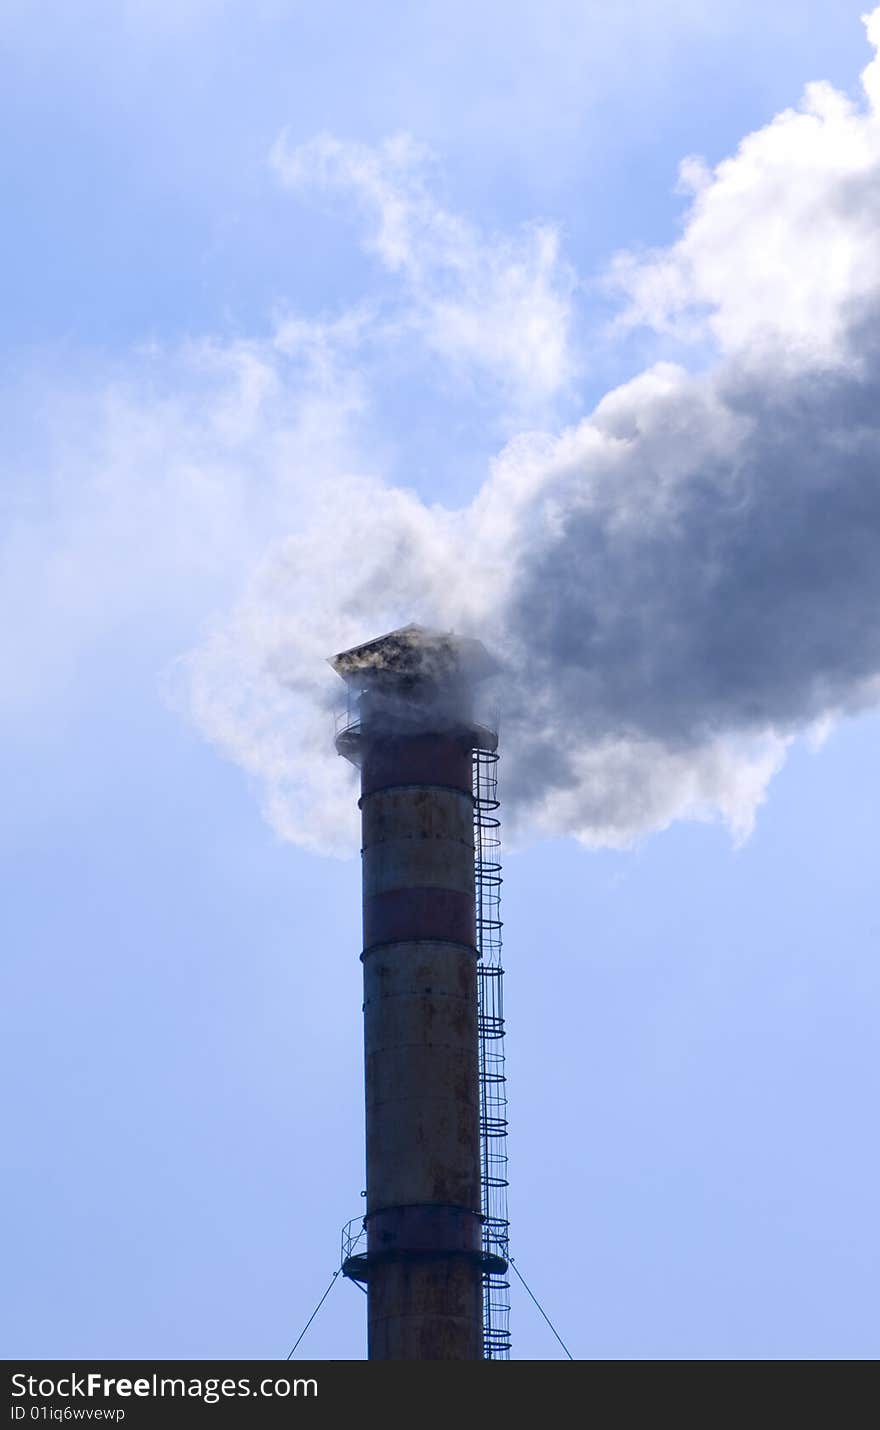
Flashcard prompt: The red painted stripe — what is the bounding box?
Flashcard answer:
[361,734,474,797]
[363,886,476,950]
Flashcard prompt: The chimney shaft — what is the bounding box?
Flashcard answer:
[333,626,499,1360]
[360,728,483,1359]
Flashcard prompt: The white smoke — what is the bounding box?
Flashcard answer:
[179,10,880,855]
[270,131,578,417]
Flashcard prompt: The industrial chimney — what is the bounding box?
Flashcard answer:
[332,625,510,1360]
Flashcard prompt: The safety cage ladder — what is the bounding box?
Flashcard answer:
[474,746,511,1360]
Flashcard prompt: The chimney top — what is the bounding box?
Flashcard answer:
[331,624,497,694]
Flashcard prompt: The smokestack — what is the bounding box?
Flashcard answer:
[332,624,507,1360]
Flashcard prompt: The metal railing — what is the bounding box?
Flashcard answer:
[340,1216,369,1283]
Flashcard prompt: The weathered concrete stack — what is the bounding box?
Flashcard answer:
[333,625,498,1361]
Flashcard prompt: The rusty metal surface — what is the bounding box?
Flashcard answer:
[361,781,476,948]
[356,730,484,1359]
[367,1259,484,1361]
[362,785,474,844]
[363,789,474,902]
[363,941,480,1211]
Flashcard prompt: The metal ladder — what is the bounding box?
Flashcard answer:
[474,746,511,1359]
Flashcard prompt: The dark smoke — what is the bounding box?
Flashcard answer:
[184,16,880,853]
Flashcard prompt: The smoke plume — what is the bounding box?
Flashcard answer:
[185,12,880,854]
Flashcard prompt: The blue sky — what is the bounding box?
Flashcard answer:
[3,1,880,1359]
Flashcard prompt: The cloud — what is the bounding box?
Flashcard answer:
[0,319,374,723]
[182,10,880,855]
[271,131,577,413]
[608,19,880,361]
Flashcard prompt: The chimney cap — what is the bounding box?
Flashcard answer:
[330,623,497,690]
